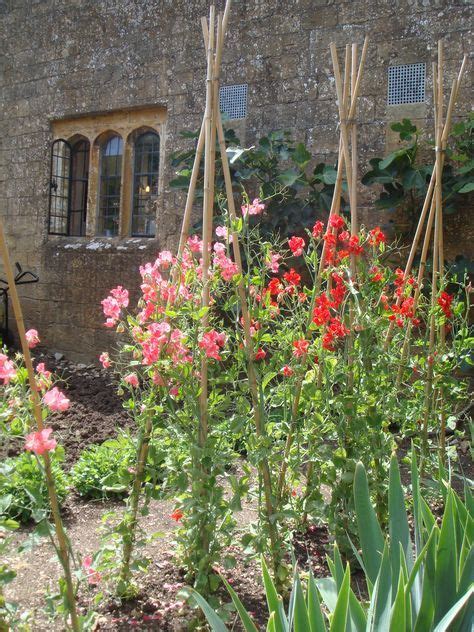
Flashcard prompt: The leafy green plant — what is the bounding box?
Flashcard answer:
[194,454,474,631]
[71,434,146,499]
[0,451,69,524]
[362,115,474,239]
[170,127,344,238]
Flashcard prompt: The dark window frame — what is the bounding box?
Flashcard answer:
[97,134,124,237]
[131,130,160,238]
[48,138,72,236]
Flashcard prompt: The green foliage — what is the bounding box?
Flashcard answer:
[0,451,69,524]
[170,127,344,238]
[194,455,474,631]
[362,114,474,239]
[71,434,142,499]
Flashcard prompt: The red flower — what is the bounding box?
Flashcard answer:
[288,236,305,257]
[282,365,294,377]
[254,348,267,361]
[323,232,336,248]
[347,235,363,255]
[329,214,345,230]
[283,268,301,286]
[368,226,386,246]
[338,230,350,243]
[292,339,309,358]
[312,221,325,238]
[171,509,183,522]
[438,291,453,319]
[267,277,284,296]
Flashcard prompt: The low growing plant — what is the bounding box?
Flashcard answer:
[194,454,474,631]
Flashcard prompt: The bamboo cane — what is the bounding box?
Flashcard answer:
[0,221,80,631]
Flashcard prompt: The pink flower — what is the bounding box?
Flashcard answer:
[199,330,227,361]
[214,253,238,281]
[124,373,139,388]
[101,296,121,323]
[215,225,229,240]
[0,354,16,384]
[241,198,265,217]
[99,352,111,369]
[25,427,57,455]
[288,236,305,257]
[110,286,129,308]
[156,250,174,269]
[25,328,40,348]
[82,555,101,586]
[36,362,51,379]
[265,252,282,273]
[43,387,70,411]
[187,235,203,253]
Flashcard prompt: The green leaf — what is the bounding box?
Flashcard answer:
[414,526,438,632]
[277,169,301,187]
[293,143,312,167]
[189,589,228,632]
[222,577,259,632]
[372,544,392,631]
[261,557,287,632]
[432,586,474,632]
[389,456,414,591]
[434,490,458,624]
[389,569,406,632]
[293,573,311,632]
[307,570,327,632]
[329,565,350,632]
[458,182,474,193]
[353,462,385,585]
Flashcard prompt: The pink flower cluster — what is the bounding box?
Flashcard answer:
[213,243,238,282]
[25,427,57,455]
[241,198,265,217]
[43,387,70,411]
[0,353,16,384]
[25,328,40,349]
[199,330,227,361]
[101,286,129,328]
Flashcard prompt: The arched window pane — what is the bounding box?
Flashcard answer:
[98,135,123,236]
[132,132,159,237]
[48,139,71,235]
[70,139,89,236]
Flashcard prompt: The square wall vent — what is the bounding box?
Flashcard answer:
[388,63,426,105]
[219,84,248,120]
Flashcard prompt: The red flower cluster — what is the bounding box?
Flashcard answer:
[389,296,417,327]
[322,317,350,351]
[288,236,305,257]
[438,291,453,319]
[368,226,386,246]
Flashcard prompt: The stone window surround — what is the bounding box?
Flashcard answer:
[50,105,167,240]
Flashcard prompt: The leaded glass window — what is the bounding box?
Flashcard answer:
[98,135,123,236]
[69,139,89,236]
[131,131,159,237]
[48,139,71,235]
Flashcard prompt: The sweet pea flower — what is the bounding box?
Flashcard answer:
[282,365,294,377]
[99,352,111,369]
[292,339,310,358]
[82,555,102,585]
[312,220,325,238]
[25,427,57,455]
[288,236,305,257]
[25,328,40,348]
[43,387,70,412]
[199,330,227,361]
[0,354,16,384]
[265,252,282,274]
[124,373,139,388]
[171,508,183,522]
[254,348,267,361]
[241,198,265,217]
[215,225,229,240]
[187,235,203,253]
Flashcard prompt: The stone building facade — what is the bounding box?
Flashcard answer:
[0,0,472,361]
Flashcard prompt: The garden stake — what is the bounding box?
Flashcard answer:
[292,39,369,519]
[0,220,80,631]
[394,53,467,391]
[211,22,281,578]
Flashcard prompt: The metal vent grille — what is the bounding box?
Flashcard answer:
[219,84,248,120]
[388,63,426,105]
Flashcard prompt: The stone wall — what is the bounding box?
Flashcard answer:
[0,0,472,361]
